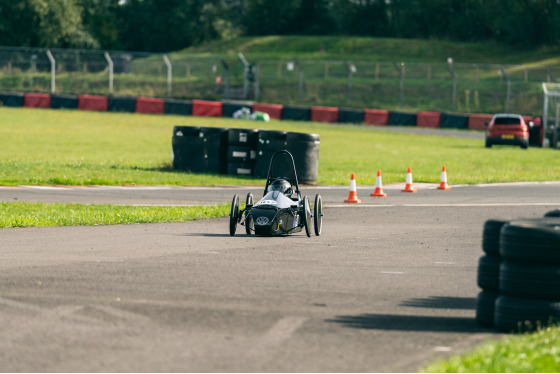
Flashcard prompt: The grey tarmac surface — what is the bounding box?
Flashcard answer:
[1,183,559,372]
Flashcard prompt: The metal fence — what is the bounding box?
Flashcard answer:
[1,46,557,115]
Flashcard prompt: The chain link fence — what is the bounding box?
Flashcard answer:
[1,46,557,115]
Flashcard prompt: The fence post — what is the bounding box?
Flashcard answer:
[238,52,249,99]
[46,49,56,93]
[447,58,457,112]
[104,52,113,94]
[163,54,172,97]
[500,68,511,112]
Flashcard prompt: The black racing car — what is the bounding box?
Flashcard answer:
[229,150,322,237]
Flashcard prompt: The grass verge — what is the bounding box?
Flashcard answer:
[1,107,559,187]
[421,325,560,372]
[0,201,230,228]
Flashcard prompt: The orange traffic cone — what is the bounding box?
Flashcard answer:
[370,170,387,197]
[437,166,451,190]
[344,173,362,203]
[401,167,417,193]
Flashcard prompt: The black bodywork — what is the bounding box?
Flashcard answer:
[229,150,322,237]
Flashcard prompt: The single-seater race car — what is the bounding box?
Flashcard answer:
[229,150,323,237]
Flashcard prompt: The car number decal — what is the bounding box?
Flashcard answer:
[256,200,277,206]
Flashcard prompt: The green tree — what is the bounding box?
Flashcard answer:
[78,0,122,50]
[117,0,220,52]
[0,0,98,48]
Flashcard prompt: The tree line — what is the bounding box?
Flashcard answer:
[1,0,559,52]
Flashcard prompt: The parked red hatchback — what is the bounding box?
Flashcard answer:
[485,114,531,149]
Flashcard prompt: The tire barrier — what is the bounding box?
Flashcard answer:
[50,93,78,109]
[500,261,560,300]
[23,92,51,108]
[468,113,492,131]
[282,105,311,122]
[476,291,499,327]
[252,103,283,120]
[477,216,560,332]
[338,108,364,124]
[135,97,164,114]
[164,98,192,116]
[171,126,224,173]
[192,99,223,117]
[286,132,320,184]
[0,91,24,107]
[78,94,108,112]
[253,130,288,178]
[482,219,509,256]
[364,109,389,125]
[476,218,507,327]
[495,296,560,332]
[171,127,319,182]
[225,128,258,176]
[440,112,469,129]
[108,96,136,113]
[388,111,417,126]
[477,255,501,292]
[500,219,560,265]
[311,106,339,123]
[416,111,441,128]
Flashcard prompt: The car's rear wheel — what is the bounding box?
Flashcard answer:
[245,193,254,235]
[301,196,311,237]
[314,194,323,236]
[229,194,239,236]
[485,139,492,148]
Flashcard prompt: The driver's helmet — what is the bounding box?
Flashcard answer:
[268,178,292,195]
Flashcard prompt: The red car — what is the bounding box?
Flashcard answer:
[485,114,532,149]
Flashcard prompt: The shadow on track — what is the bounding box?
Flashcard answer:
[399,296,477,310]
[326,313,494,333]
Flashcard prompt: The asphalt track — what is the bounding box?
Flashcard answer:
[1,182,560,372]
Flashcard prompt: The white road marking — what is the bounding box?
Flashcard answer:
[252,316,307,352]
[434,346,452,352]
[327,202,560,208]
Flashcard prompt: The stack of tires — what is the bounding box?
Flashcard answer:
[476,212,560,332]
[224,128,258,176]
[171,126,225,173]
[171,127,320,183]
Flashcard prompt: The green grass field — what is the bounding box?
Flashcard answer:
[422,325,560,372]
[1,107,559,187]
[0,201,229,228]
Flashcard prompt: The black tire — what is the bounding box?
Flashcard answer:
[494,295,560,332]
[521,141,528,149]
[544,209,560,218]
[245,193,254,235]
[477,255,501,292]
[229,195,239,237]
[302,196,311,237]
[482,219,509,256]
[476,291,499,328]
[500,219,560,265]
[314,194,323,236]
[500,260,560,300]
[485,139,492,148]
